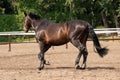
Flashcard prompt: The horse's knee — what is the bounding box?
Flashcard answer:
[79,45,86,52]
[38,53,41,60]
[84,50,88,56]
[38,52,44,60]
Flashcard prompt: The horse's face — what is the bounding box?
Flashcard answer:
[23,12,32,33]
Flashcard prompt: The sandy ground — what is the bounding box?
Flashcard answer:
[0,41,120,80]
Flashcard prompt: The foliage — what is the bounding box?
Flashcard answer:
[0,0,17,14]
[0,0,120,32]
[0,0,120,42]
[0,14,24,32]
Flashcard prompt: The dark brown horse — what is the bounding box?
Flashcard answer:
[23,12,108,70]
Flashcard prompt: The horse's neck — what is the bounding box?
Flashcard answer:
[31,20,37,31]
[32,19,50,31]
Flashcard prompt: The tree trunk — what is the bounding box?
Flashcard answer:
[113,15,120,28]
[101,11,109,28]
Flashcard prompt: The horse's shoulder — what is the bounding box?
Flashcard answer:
[36,30,47,41]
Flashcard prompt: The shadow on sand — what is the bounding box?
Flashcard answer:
[45,66,116,71]
[0,66,116,71]
[86,66,115,70]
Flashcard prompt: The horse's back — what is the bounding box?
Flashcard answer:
[67,20,89,29]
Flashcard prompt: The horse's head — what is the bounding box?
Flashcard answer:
[23,12,32,32]
[23,12,41,32]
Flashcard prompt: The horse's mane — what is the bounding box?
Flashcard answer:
[28,12,41,20]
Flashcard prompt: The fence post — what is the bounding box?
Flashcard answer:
[8,34,11,52]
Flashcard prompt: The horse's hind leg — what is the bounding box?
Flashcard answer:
[70,38,85,69]
[38,42,51,70]
[75,48,83,69]
[81,48,88,69]
[75,44,88,69]
[75,44,86,69]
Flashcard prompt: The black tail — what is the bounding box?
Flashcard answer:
[88,25,108,57]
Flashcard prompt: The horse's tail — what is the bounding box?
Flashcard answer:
[88,24,108,57]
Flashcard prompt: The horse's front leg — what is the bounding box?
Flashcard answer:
[38,51,45,70]
[38,42,51,70]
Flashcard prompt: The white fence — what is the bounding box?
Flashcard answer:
[0,28,120,51]
[0,31,35,36]
[94,28,120,36]
[0,28,120,36]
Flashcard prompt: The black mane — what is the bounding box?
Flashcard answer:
[28,12,41,20]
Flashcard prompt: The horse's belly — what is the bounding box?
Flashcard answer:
[48,38,69,46]
[46,29,69,45]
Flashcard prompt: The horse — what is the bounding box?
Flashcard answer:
[23,12,108,70]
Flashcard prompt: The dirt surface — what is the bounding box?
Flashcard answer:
[0,41,120,80]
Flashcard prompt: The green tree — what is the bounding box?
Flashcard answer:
[1,0,120,32]
[0,0,16,14]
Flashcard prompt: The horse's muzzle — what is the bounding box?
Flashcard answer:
[24,30,28,33]
[23,27,28,33]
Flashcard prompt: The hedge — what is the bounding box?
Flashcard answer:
[0,13,24,32]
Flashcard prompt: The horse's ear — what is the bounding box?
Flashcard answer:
[28,12,40,20]
[28,12,34,19]
[24,11,27,16]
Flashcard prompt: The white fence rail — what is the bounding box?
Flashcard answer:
[0,28,120,51]
[0,28,120,36]
[94,28,120,36]
[0,31,35,36]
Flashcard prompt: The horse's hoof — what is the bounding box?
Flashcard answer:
[80,67,86,70]
[45,61,50,65]
[38,65,44,70]
[75,64,80,69]
[81,64,86,70]
[38,67,43,70]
